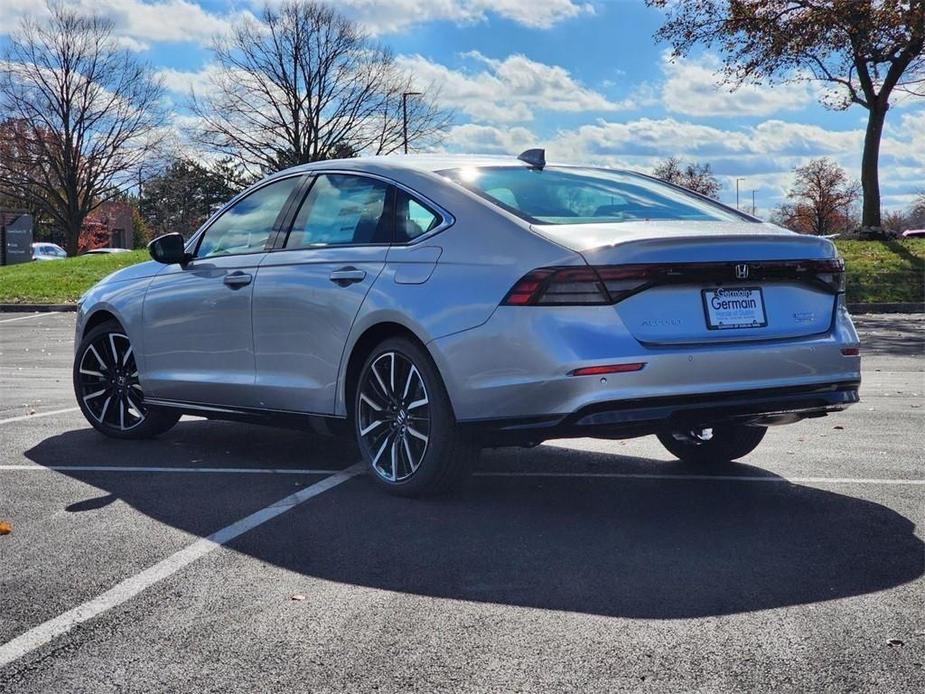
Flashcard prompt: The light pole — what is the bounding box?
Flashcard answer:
[751,189,756,216]
[735,178,745,210]
[402,91,422,154]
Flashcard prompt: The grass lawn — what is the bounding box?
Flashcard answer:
[0,240,921,305]
[835,239,924,304]
[0,249,149,304]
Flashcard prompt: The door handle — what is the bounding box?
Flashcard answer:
[329,267,366,286]
[223,271,252,288]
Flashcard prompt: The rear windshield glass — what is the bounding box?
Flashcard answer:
[440,166,751,225]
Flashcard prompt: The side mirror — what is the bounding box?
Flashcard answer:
[148,233,189,265]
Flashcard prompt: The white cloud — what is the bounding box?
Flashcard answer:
[0,0,248,49]
[442,123,538,153]
[397,52,643,123]
[660,52,816,117]
[334,0,593,34]
[441,113,923,212]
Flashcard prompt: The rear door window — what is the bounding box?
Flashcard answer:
[286,174,391,248]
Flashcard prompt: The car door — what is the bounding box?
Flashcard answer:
[142,174,304,408]
[252,173,392,414]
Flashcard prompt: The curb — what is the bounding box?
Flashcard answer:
[847,302,924,314]
[0,304,77,313]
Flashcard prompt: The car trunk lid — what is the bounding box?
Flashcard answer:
[530,221,841,345]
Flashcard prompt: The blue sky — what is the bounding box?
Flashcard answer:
[2,0,923,214]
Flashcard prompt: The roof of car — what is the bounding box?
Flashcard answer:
[290,153,548,175]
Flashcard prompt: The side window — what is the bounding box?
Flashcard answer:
[197,176,300,258]
[286,174,390,248]
[394,188,440,242]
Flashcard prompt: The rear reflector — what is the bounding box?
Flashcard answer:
[569,363,646,376]
[840,348,860,356]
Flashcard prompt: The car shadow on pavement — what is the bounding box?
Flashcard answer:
[25,422,924,620]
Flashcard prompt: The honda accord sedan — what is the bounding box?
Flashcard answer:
[73,150,861,495]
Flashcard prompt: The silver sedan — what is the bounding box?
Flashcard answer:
[73,151,861,495]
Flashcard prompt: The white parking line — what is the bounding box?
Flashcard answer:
[0,463,363,670]
[476,471,925,485]
[0,312,59,324]
[0,407,80,425]
[0,464,922,485]
[0,465,342,475]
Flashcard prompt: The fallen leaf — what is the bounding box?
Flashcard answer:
[0,521,11,535]
[291,594,306,601]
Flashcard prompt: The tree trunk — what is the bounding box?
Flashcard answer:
[860,103,887,229]
[65,220,81,257]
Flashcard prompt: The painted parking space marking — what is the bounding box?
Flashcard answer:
[0,463,363,670]
[0,464,921,485]
[0,313,61,324]
[0,408,80,425]
[476,471,925,485]
[0,465,343,475]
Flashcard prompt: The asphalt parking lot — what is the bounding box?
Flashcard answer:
[0,311,923,692]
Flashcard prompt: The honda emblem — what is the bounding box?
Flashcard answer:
[735,264,749,280]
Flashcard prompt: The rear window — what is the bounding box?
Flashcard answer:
[441,166,751,225]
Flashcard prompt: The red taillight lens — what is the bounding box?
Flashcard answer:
[813,258,846,293]
[502,258,847,306]
[840,347,860,356]
[569,363,646,376]
[502,267,610,306]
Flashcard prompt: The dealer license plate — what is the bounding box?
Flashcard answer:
[702,287,767,330]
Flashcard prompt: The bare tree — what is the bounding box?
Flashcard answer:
[652,157,722,199]
[191,1,450,176]
[775,158,860,235]
[908,191,925,228]
[648,0,925,230]
[0,3,164,256]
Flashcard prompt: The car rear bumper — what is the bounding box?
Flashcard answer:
[428,299,861,424]
[460,381,860,446]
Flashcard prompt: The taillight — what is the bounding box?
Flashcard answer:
[502,267,610,305]
[502,258,847,307]
[813,258,846,293]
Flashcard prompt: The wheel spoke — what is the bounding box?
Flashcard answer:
[360,419,384,436]
[402,435,417,472]
[83,388,107,402]
[109,334,121,366]
[370,432,391,469]
[390,434,399,481]
[371,362,390,401]
[406,426,428,443]
[360,392,384,412]
[87,344,108,371]
[122,344,133,367]
[98,395,112,423]
[407,397,428,410]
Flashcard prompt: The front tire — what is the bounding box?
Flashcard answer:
[73,320,179,439]
[354,337,477,496]
[657,424,767,465]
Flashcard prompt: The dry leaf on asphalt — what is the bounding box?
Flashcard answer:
[0,521,12,535]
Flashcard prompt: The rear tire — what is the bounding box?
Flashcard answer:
[354,337,477,496]
[74,320,180,440]
[657,425,767,465]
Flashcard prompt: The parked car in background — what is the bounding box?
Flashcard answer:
[31,242,67,260]
[73,151,861,496]
[80,247,133,255]
[901,229,925,238]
